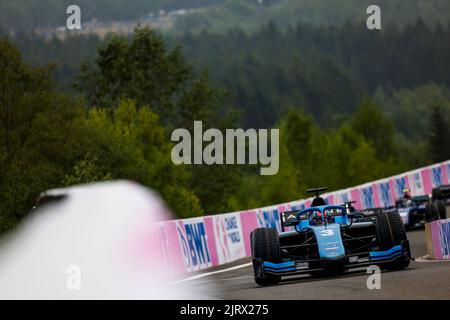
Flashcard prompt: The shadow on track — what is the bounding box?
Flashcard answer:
[263,266,415,288]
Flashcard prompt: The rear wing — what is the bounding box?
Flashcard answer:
[432,184,450,200]
[412,195,430,203]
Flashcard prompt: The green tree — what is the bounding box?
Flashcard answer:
[77,27,192,125]
[350,98,398,160]
[428,105,450,163]
[0,37,92,231]
[227,105,407,212]
[77,27,241,215]
[374,83,450,143]
[0,38,206,235]
[62,155,112,186]
[85,99,203,218]
[176,69,242,214]
[282,108,316,188]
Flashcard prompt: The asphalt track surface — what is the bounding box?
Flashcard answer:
[181,229,450,299]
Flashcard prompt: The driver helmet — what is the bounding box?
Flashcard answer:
[403,188,412,200]
[311,210,323,225]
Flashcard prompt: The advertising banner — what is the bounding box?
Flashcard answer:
[212,213,246,265]
[427,218,450,260]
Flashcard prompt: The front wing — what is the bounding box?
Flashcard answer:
[253,240,410,277]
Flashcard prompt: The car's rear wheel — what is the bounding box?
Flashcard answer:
[435,199,447,219]
[374,211,410,270]
[251,227,281,285]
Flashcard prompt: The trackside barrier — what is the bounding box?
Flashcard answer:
[158,160,450,275]
[426,218,450,260]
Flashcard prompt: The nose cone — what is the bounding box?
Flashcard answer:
[311,224,345,260]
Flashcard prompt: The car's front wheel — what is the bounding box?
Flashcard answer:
[250,227,281,285]
[374,211,410,270]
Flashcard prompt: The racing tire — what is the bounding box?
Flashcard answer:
[428,200,446,220]
[425,203,437,221]
[374,211,410,270]
[435,200,447,220]
[251,228,281,285]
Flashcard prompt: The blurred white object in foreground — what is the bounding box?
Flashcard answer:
[0,180,215,299]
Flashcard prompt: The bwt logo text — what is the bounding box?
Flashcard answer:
[171,121,279,175]
[177,221,211,272]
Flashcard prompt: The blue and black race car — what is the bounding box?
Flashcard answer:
[346,190,437,229]
[250,187,411,285]
[394,193,434,228]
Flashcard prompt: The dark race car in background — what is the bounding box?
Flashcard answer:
[355,193,438,229]
[394,195,436,229]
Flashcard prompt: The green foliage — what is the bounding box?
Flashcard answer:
[84,99,204,218]
[0,37,205,234]
[11,17,450,132]
[228,103,406,211]
[3,0,450,35]
[14,33,101,92]
[76,27,192,122]
[428,106,450,163]
[172,20,450,128]
[0,37,91,231]
[76,27,241,215]
[372,83,450,167]
[2,5,450,234]
[62,155,112,186]
[349,98,397,160]
[173,0,450,35]
[374,83,450,142]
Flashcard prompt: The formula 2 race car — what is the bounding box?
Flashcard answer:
[348,193,435,229]
[250,187,411,286]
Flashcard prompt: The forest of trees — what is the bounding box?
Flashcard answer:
[0,32,206,232]
[173,0,450,35]
[172,20,450,128]
[3,0,450,34]
[8,20,450,130]
[1,1,450,235]
[0,0,225,33]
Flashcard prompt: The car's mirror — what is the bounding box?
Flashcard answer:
[281,211,300,227]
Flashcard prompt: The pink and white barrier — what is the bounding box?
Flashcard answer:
[426,218,450,260]
[159,160,450,275]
